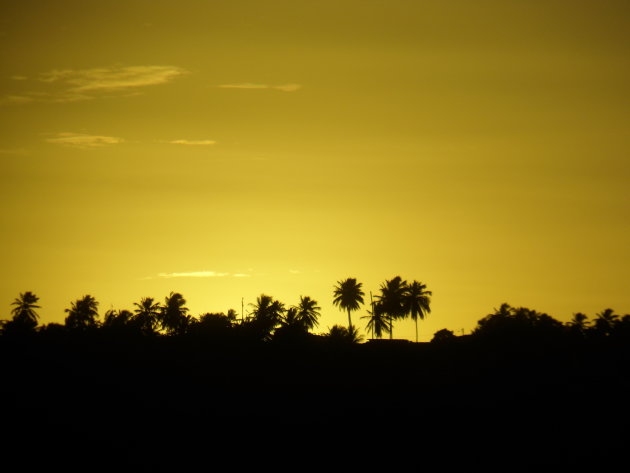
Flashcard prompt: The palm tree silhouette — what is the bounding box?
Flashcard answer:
[133,297,161,335]
[361,300,390,339]
[281,307,301,328]
[159,292,189,335]
[594,308,619,336]
[103,309,133,328]
[570,312,589,328]
[332,278,364,331]
[375,276,407,339]
[249,294,285,340]
[65,295,99,330]
[294,296,321,331]
[10,291,40,329]
[568,312,589,337]
[402,280,432,343]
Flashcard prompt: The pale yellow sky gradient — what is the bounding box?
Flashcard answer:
[1,0,629,340]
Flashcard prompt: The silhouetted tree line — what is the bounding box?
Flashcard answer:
[3,286,630,346]
[2,287,629,470]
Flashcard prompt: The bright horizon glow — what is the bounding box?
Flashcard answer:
[1,0,629,340]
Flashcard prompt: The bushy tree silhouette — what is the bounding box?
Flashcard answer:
[103,309,133,329]
[159,292,190,335]
[431,328,455,343]
[326,324,363,344]
[473,303,564,347]
[248,294,285,341]
[188,312,234,340]
[65,295,99,330]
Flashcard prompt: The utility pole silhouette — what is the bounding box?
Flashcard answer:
[370,291,375,340]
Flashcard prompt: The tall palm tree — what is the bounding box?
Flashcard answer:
[402,280,432,343]
[361,300,390,339]
[294,295,321,331]
[65,295,99,330]
[159,292,189,335]
[133,297,161,335]
[11,291,40,329]
[332,278,364,331]
[375,276,407,339]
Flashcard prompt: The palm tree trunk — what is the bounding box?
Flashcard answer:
[389,316,393,340]
[415,317,418,343]
[347,308,353,331]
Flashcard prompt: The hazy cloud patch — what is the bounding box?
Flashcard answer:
[219,83,268,90]
[273,84,301,92]
[40,65,187,92]
[167,139,217,146]
[218,83,301,92]
[46,132,123,148]
[3,65,187,104]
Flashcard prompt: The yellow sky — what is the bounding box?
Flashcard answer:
[1,0,629,340]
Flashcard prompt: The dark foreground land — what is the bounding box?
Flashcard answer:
[2,333,628,471]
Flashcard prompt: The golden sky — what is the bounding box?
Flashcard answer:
[1,0,629,340]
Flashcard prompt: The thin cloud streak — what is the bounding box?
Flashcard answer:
[168,139,217,146]
[46,132,123,148]
[218,83,301,92]
[218,83,268,90]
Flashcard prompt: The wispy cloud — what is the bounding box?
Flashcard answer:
[167,139,217,146]
[218,83,301,92]
[289,269,301,274]
[219,83,268,90]
[40,65,186,92]
[46,132,123,148]
[273,84,301,92]
[154,271,252,279]
[3,65,187,104]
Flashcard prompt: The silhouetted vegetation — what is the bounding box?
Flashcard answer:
[1,286,628,469]
[332,277,364,331]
